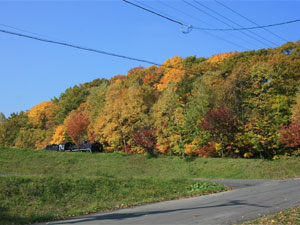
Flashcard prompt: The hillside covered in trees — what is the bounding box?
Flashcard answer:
[1,41,300,159]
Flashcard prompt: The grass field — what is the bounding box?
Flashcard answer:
[1,147,300,225]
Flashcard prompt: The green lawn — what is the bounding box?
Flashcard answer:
[1,147,300,225]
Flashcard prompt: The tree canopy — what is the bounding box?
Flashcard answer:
[2,41,300,159]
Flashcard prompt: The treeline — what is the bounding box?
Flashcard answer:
[1,41,300,159]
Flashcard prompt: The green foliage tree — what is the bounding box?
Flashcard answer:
[0,112,29,147]
[0,113,5,123]
[152,83,185,155]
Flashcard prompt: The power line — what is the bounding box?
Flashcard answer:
[0,28,161,66]
[188,0,272,48]
[125,0,248,50]
[183,0,255,48]
[214,0,288,42]
[158,0,211,27]
[0,23,63,41]
[157,1,249,50]
[193,0,278,47]
[0,27,208,75]
[134,0,192,34]
[124,0,193,33]
[193,19,300,31]
[124,0,300,34]
[122,0,183,26]
[135,0,184,26]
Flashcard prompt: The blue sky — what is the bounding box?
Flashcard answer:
[0,0,299,118]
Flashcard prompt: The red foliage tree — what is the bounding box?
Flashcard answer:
[201,106,238,136]
[198,142,217,158]
[66,113,90,145]
[200,106,238,157]
[279,122,300,148]
[132,128,157,156]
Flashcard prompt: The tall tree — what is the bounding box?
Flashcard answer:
[200,106,238,157]
[66,112,90,145]
[152,84,185,155]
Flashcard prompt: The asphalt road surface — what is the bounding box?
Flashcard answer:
[38,178,300,225]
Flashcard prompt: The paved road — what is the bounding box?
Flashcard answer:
[39,178,300,225]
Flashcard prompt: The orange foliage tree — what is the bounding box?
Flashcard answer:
[143,66,163,86]
[109,75,126,84]
[66,112,90,145]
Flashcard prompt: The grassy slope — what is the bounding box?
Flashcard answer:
[0,176,226,225]
[1,147,300,179]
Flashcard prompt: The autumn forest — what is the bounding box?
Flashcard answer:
[1,41,300,159]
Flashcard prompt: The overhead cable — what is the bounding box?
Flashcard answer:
[124,0,300,34]
[214,0,288,42]
[125,0,248,49]
[0,28,161,66]
[193,0,278,47]
[123,0,183,26]
[123,0,192,33]
[185,0,271,47]
[193,19,300,31]
[158,1,249,50]
[183,0,257,48]
[0,23,63,41]
[0,27,207,75]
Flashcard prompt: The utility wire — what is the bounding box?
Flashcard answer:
[125,0,248,50]
[134,0,192,33]
[158,0,210,27]
[214,0,288,42]
[193,19,300,31]
[183,0,256,48]
[122,0,183,26]
[188,0,272,47]
[0,28,161,66]
[135,0,184,26]
[124,0,300,34]
[157,1,249,50]
[0,23,63,41]
[0,27,205,75]
[193,0,278,47]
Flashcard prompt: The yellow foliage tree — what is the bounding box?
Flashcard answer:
[292,92,300,123]
[207,52,237,65]
[50,125,66,144]
[92,82,126,150]
[93,82,154,151]
[28,101,58,129]
[156,56,185,91]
